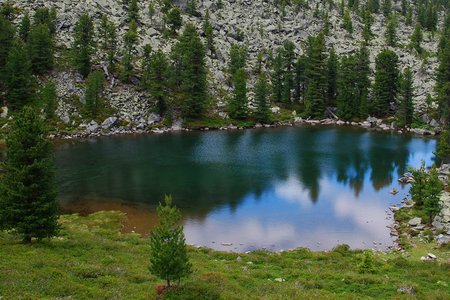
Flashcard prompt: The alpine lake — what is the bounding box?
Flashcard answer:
[55,125,436,252]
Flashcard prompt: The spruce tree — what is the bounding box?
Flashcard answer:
[4,39,33,110]
[122,20,138,82]
[337,54,358,120]
[381,0,391,17]
[167,6,182,34]
[203,9,215,54]
[327,48,338,107]
[304,33,327,118]
[371,49,399,117]
[228,43,247,80]
[254,72,271,123]
[84,70,105,117]
[410,22,423,54]
[355,46,371,118]
[128,0,140,23]
[40,81,58,120]
[396,67,414,127]
[0,15,15,70]
[281,40,295,104]
[294,55,307,102]
[98,16,117,68]
[149,195,192,287]
[72,14,95,78]
[271,49,284,103]
[18,13,30,42]
[436,128,450,163]
[33,7,57,36]
[147,50,169,115]
[436,36,450,124]
[385,15,397,47]
[28,24,54,74]
[229,68,248,120]
[171,23,208,118]
[342,9,353,34]
[0,107,58,243]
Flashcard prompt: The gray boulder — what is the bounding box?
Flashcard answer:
[87,120,99,133]
[147,113,161,125]
[101,116,118,129]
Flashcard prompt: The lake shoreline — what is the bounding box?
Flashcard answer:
[50,117,441,142]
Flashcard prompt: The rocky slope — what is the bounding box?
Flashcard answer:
[0,0,446,133]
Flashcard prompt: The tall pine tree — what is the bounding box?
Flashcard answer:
[254,72,271,123]
[171,23,208,118]
[0,107,58,243]
[371,49,399,117]
[304,33,327,118]
[72,14,95,77]
[396,67,414,127]
[4,39,33,110]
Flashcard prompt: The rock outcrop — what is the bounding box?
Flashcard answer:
[1,0,445,131]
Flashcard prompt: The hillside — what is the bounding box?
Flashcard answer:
[0,0,447,134]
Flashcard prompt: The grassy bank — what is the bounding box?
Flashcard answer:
[0,211,449,299]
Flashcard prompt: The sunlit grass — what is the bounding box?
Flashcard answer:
[0,211,449,299]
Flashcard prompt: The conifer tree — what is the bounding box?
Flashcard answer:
[436,35,450,124]
[229,68,248,119]
[396,67,414,127]
[337,54,358,120]
[186,0,198,16]
[149,195,192,287]
[371,49,399,117]
[122,20,138,81]
[362,8,373,44]
[382,0,391,17]
[128,0,140,23]
[171,24,208,118]
[72,14,95,78]
[0,107,58,243]
[147,50,169,115]
[342,9,353,34]
[84,70,105,117]
[148,2,155,24]
[355,46,370,118]
[99,15,117,68]
[0,15,15,70]
[228,43,247,81]
[385,15,397,47]
[405,7,412,26]
[327,48,338,107]
[294,55,307,102]
[304,33,327,118]
[40,81,58,120]
[167,6,182,34]
[33,7,56,35]
[281,40,295,104]
[254,72,271,123]
[410,22,423,54]
[203,9,215,54]
[368,0,379,13]
[436,128,450,163]
[18,13,30,42]
[4,39,33,110]
[28,24,54,74]
[271,49,283,103]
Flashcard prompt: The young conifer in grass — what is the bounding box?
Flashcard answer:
[149,195,192,287]
[0,107,58,243]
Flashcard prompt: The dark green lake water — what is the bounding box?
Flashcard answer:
[55,126,436,251]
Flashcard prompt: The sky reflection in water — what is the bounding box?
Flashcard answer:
[55,127,436,251]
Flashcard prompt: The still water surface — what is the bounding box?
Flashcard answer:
[55,126,436,251]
